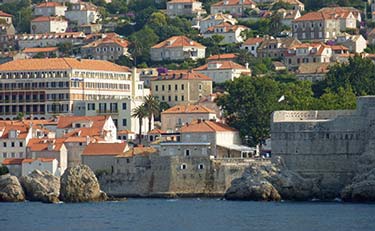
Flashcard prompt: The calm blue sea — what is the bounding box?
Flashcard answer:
[1,199,375,231]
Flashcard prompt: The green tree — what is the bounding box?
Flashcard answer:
[132,105,148,145]
[143,95,160,131]
[0,165,9,176]
[128,26,159,65]
[315,86,357,110]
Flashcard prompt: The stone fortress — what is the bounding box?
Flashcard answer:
[271,96,375,196]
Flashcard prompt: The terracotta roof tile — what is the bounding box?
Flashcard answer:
[0,123,30,139]
[195,61,246,71]
[31,16,67,23]
[207,53,238,60]
[0,58,130,72]
[0,10,12,17]
[151,36,205,49]
[293,12,337,22]
[82,142,127,156]
[212,0,255,7]
[162,104,215,114]
[243,37,264,45]
[180,120,237,133]
[23,47,58,53]
[57,115,108,129]
[148,128,166,134]
[82,36,129,49]
[36,2,63,8]
[118,129,135,135]
[205,22,248,33]
[22,158,56,163]
[117,147,158,157]
[2,158,24,165]
[153,70,212,81]
[27,138,65,152]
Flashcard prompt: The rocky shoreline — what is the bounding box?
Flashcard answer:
[0,164,107,203]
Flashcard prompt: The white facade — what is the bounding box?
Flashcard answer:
[65,2,100,26]
[22,158,60,176]
[31,17,68,34]
[199,13,237,33]
[34,5,67,17]
[195,61,250,83]
[0,127,32,162]
[203,24,247,44]
[16,32,86,49]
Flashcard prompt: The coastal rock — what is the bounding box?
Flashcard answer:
[60,164,107,202]
[19,170,60,203]
[0,174,25,202]
[341,169,375,202]
[225,166,281,201]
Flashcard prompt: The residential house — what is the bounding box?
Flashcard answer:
[150,36,206,61]
[277,0,304,11]
[210,0,257,18]
[1,158,23,177]
[196,93,223,119]
[319,7,361,31]
[138,68,158,88]
[336,33,367,53]
[295,63,332,82]
[257,36,301,59]
[77,23,102,34]
[26,138,67,175]
[161,104,216,131]
[207,53,238,62]
[21,158,59,176]
[16,32,86,49]
[277,9,301,27]
[81,33,130,61]
[30,16,68,34]
[199,13,237,33]
[292,12,341,41]
[166,0,206,18]
[0,11,16,51]
[22,47,59,58]
[195,60,250,83]
[150,70,213,107]
[117,129,136,142]
[65,1,101,26]
[0,10,13,24]
[283,42,333,70]
[81,142,128,173]
[34,2,67,17]
[240,37,264,57]
[147,128,167,142]
[203,22,248,44]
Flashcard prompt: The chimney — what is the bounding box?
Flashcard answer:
[245,62,249,69]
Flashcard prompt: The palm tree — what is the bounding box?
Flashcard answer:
[132,105,147,145]
[143,95,160,132]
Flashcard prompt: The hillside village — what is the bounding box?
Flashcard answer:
[1,0,375,196]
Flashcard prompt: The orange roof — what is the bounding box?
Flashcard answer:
[27,138,65,152]
[180,120,237,133]
[82,36,129,49]
[162,104,215,114]
[82,142,127,156]
[152,36,205,49]
[36,2,63,8]
[195,61,246,71]
[293,12,337,22]
[31,16,67,23]
[331,45,349,51]
[206,22,248,33]
[118,129,135,135]
[153,70,212,81]
[207,53,238,61]
[148,128,166,134]
[64,136,89,143]
[168,0,198,3]
[0,10,12,17]
[23,47,58,53]
[243,37,264,45]
[2,158,24,165]
[22,158,56,163]
[57,115,108,129]
[0,58,130,72]
[117,147,158,157]
[212,0,255,7]
[0,123,30,139]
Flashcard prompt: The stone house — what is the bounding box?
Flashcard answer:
[203,22,248,44]
[195,60,250,83]
[16,32,86,49]
[0,10,13,24]
[199,13,237,34]
[210,0,257,18]
[1,158,23,177]
[295,63,332,82]
[196,93,223,120]
[81,33,130,61]
[166,0,206,18]
[292,12,341,41]
[318,7,361,31]
[34,2,67,17]
[65,1,101,26]
[257,36,301,59]
[81,142,128,173]
[22,47,59,58]
[336,33,367,54]
[283,42,333,70]
[277,9,301,27]
[21,158,59,176]
[138,68,158,88]
[26,138,68,175]
[113,147,158,175]
[150,36,206,61]
[150,70,213,107]
[161,104,216,131]
[117,129,136,142]
[30,16,68,34]
[241,37,264,57]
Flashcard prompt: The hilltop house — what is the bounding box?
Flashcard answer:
[150,36,206,61]
[195,60,250,82]
[166,0,206,18]
[65,1,101,26]
[30,16,68,34]
[210,0,257,18]
[199,13,237,33]
[203,22,248,44]
[240,37,264,57]
[34,2,67,17]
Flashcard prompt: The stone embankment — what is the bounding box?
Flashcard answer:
[0,164,107,203]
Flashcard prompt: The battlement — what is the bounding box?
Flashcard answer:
[272,110,354,123]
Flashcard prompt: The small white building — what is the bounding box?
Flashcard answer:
[195,60,250,83]
[166,0,206,18]
[30,16,68,34]
[21,158,59,176]
[65,1,100,26]
[336,33,367,54]
[199,13,237,34]
[34,2,67,17]
[241,37,264,57]
[210,0,256,17]
[203,22,248,44]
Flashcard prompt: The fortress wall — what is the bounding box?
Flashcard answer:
[272,110,355,123]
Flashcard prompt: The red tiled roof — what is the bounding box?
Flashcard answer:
[180,120,237,133]
[153,70,212,81]
[195,61,246,71]
[2,158,24,165]
[0,123,30,139]
[36,2,63,8]
[243,37,264,45]
[57,115,108,129]
[162,104,215,114]
[0,10,12,17]
[148,128,166,134]
[82,36,129,49]
[206,22,248,33]
[23,47,58,53]
[0,58,130,72]
[117,147,158,157]
[152,36,205,49]
[27,138,65,152]
[207,53,238,60]
[293,12,337,22]
[82,142,127,156]
[31,16,67,23]
[212,0,255,7]
[22,158,56,163]
[118,129,135,135]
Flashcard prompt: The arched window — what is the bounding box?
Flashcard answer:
[197,164,204,170]
[180,163,187,170]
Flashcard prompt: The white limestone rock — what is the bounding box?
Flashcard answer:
[0,174,25,202]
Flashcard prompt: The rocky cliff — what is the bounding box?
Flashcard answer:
[0,174,25,202]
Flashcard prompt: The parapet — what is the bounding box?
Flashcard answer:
[272,110,354,123]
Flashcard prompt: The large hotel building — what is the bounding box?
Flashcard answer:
[0,58,147,120]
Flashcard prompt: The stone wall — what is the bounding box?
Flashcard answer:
[271,96,375,196]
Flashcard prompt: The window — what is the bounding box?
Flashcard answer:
[155,85,159,91]
[168,96,171,102]
[181,95,184,101]
[185,149,190,156]
[162,96,165,101]
[19,142,23,147]
[181,84,184,90]
[122,103,127,110]
[180,163,187,170]
[2,153,6,158]
[11,152,15,158]
[198,164,204,170]
[175,84,178,90]
[162,85,165,91]
[168,85,171,91]
[175,96,178,101]
[3,142,6,147]
[11,142,15,147]
[122,119,127,126]
[88,103,95,110]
